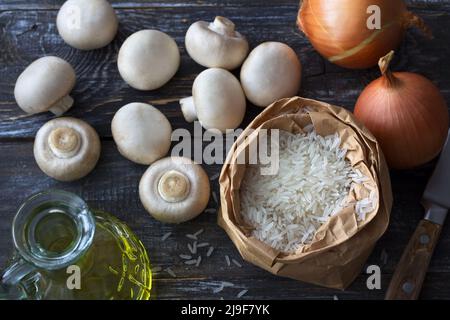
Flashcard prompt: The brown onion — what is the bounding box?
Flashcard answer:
[297,0,431,69]
[354,51,449,169]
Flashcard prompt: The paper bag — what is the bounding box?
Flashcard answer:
[218,97,393,289]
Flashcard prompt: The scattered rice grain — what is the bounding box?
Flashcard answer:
[186,234,197,240]
[197,242,209,248]
[232,259,242,268]
[184,259,198,265]
[213,283,224,294]
[225,255,231,266]
[195,256,202,267]
[237,289,248,298]
[161,232,172,241]
[207,246,214,257]
[193,228,204,237]
[222,282,234,287]
[165,267,176,278]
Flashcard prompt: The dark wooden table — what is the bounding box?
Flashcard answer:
[1,0,449,300]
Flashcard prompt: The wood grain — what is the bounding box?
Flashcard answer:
[385,219,442,300]
[0,141,449,299]
[1,1,450,138]
[0,0,450,300]
[0,0,449,11]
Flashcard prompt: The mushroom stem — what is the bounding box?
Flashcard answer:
[180,96,198,122]
[208,16,236,36]
[48,127,81,159]
[158,170,191,203]
[49,95,74,116]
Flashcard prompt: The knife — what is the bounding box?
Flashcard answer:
[385,130,450,300]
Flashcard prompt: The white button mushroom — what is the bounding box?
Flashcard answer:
[14,56,76,115]
[240,42,302,107]
[180,68,246,133]
[34,117,101,182]
[185,16,249,70]
[57,0,118,50]
[139,157,210,224]
[118,30,180,90]
[111,102,172,165]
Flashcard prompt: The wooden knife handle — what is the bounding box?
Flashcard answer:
[385,219,442,300]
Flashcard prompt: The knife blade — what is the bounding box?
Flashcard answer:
[386,130,450,300]
[422,131,450,224]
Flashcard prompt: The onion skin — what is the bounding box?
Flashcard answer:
[354,52,449,169]
[297,0,431,69]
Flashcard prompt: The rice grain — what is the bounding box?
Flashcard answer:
[232,259,242,268]
[207,246,215,257]
[237,289,248,298]
[165,267,176,278]
[161,232,172,241]
[240,130,377,253]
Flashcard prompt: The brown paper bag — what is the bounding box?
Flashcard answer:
[218,97,393,289]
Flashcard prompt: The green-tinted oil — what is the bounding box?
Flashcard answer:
[33,210,78,255]
[30,211,152,300]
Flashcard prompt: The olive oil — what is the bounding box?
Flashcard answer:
[31,209,78,255]
[0,191,152,300]
[33,211,152,300]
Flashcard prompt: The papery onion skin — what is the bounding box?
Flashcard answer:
[354,52,449,169]
[297,0,430,69]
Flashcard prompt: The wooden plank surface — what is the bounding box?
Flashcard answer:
[1,2,450,138]
[0,0,450,300]
[1,0,449,10]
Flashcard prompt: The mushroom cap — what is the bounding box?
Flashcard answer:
[185,16,249,70]
[14,56,76,115]
[57,0,118,50]
[34,117,101,182]
[139,156,210,224]
[111,102,172,165]
[118,30,180,90]
[240,42,302,107]
[192,68,246,132]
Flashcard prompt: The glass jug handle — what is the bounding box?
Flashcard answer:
[0,257,36,300]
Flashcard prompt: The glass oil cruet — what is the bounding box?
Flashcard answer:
[0,190,152,300]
